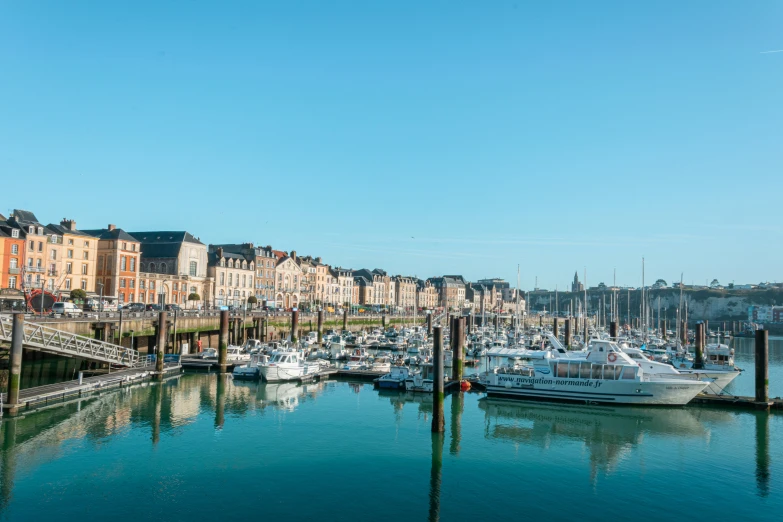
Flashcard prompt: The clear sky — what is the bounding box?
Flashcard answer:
[1,1,781,290]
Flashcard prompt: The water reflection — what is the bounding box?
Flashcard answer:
[429,432,444,522]
[756,413,770,497]
[0,373,329,515]
[478,399,739,484]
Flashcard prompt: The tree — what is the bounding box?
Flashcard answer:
[728,283,734,289]
[70,289,87,303]
[710,279,720,288]
[597,282,607,290]
[654,279,667,288]
[247,295,258,309]
[187,293,201,309]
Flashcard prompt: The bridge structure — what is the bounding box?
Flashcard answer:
[0,314,141,367]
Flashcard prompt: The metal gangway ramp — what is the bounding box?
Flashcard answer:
[0,314,140,367]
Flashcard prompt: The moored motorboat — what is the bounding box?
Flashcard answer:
[259,351,320,382]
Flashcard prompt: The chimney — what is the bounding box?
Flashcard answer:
[108,224,116,231]
[218,247,224,258]
[290,250,297,261]
[60,218,76,231]
[316,257,322,263]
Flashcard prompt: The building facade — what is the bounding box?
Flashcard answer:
[47,219,98,297]
[207,244,256,308]
[255,245,277,307]
[83,225,142,305]
[0,223,24,292]
[394,276,417,311]
[275,252,302,310]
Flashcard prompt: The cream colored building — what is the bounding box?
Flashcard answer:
[394,276,417,311]
[416,279,438,310]
[275,251,303,309]
[48,219,98,297]
[207,245,256,308]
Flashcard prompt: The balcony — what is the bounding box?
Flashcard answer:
[48,270,59,276]
[26,267,45,273]
[7,268,20,275]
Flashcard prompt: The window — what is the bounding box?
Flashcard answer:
[50,250,57,260]
[27,258,32,267]
[66,262,72,274]
[29,240,34,250]
[107,256,112,269]
[99,256,104,270]
[9,258,17,269]
[11,229,18,238]
[603,365,615,380]
[149,262,155,272]
[150,281,155,290]
[36,258,42,268]
[220,259,225,267]
[130,280,135,289]
[82,264,87,275]
[81,280,87,290]
[8,276,16,289]
[120,279,126,288]
[130,258,135,272]
[28,226,34,234]
[121,257,127,271]
[68,238,74,245]
[242,275,246,287]
[160,262,167,273]
[37,227,43,235]
[67,249,73,258]
[131,244,136,251]
[140,292,145,302]
[38,242,43,252]
[122,242,127,250]
[84,240,89,247]
[190,286,196,294]
[622,367,636,380]
[190,261,197,276]
[65,279,71,290]
[173,283,178,291]
[83,251,89,260]
[228,274,233,286]
[220,273,225,285]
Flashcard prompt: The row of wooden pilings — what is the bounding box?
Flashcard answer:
[431,316,467,433]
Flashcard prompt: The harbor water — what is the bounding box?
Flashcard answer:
[2,370,782,521]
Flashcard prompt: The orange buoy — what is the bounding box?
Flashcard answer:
[460,380,471,392]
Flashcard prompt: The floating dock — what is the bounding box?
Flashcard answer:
[1,363,182,413]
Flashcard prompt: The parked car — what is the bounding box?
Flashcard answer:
[146,304,162,311]
[123,303,146,312]
[164,304,183,312]
[51,302,82,316]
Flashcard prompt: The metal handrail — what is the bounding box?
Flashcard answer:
[0,314,140,367]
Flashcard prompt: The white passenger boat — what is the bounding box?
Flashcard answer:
[484,340,709,406]
[259,351,320,382]
[343,354,368,370]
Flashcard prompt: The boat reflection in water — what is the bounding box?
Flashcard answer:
[231,378,327,413]
[478,398,738,483]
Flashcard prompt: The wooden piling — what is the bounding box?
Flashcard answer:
[343,310,348,332]
[694,322,704,369]
[218,310,229,373]
[553,317,559,340]
[5,313,24,409]
[432,326,445,433]
[452,317,464,381]
[155,311,167,376]
[427,313,432,336]
[564,318,571,348]
[755,329,769,403]
[610,320,618,339]
[755,412,770,497]
[317,310,324,344]
[291,310,299,343]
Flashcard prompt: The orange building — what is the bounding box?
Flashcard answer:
[0,223,25,291]
[83,225,141,305]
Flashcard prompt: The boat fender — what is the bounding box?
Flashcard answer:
[607,353,617,363]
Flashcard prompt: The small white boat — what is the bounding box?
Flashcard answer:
[377,365,410,389]
[371,356,392,372]
[227,346,251,362]
[233,353,268,380]
[259,351,320,382]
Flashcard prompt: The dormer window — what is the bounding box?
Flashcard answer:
[11,229,19,238]
[220,259,225,267]
[28,226,34,234]
[37,227,43,235]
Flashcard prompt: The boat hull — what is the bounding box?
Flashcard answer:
[485,375,707,406]
[259,365,304,383]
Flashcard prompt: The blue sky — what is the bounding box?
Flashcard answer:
[1,1,781,290]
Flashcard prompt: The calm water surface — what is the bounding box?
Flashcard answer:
[2,367,782,521]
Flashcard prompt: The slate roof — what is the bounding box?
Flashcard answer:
[129,231,203,245]
[46,224,94,237]
[81,228,139,242]
[11,209,40,224]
